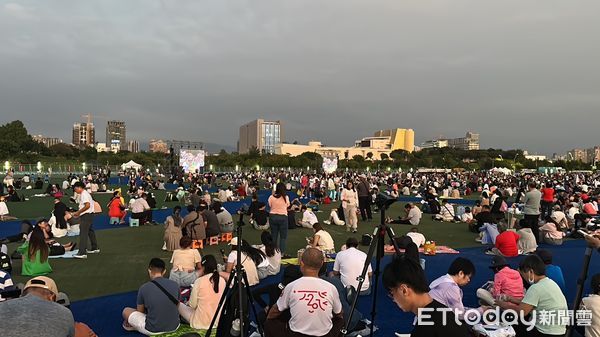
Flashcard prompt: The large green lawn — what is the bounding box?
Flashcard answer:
[3,183,481,301]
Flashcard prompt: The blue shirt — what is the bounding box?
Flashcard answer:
[545,264,565,293]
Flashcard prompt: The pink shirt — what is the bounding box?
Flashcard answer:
[492,267,524,299]
[268,195,290,216]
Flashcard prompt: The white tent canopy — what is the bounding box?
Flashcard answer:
[121,160,142,171]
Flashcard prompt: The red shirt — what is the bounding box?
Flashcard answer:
[495,231,520,257]
[541,187,555,202]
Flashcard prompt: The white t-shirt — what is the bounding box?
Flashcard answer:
[302,210,318,225]
[461,212,474,223]
[276,277,342,336]
[406,232,426,247]
[0,202,9,216]
[333,248,371,291]
[78,190,95,215]
[131,198,150,213]
[314,230,334,251]
[226,251,259,286]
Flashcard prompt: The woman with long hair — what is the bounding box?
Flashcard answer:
[163,206,183,251]
[221,238,266,286]
[268,182,290,256]
[178,255,226,329]
[255,231,282,278]
[340,181,359,233]
[16,226,52,276]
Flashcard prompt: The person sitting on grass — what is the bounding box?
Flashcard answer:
[461,206,474,223]
[297,205,318,229]
[539,216,565,245]
[169,236,201,287]
[331,237,372,296]
[178,255,226,330]
[213,201,234,234]
[581,273,600,337]
[308,223,335,254]
[429,257,486,320]
[323,208,345,226]
[382,256,467,337]
[163,206,183,252]
[435,199,456,222]
[131,193,152,225]
[495,255,568,337]
[485,222,519,257]
[476,256,524,308]
[386,203,422,226]
[265,248,343,337]
[122,258,180,336]
[516,220,538,254]
[0,195,17,221]
[253,231,282,279]
[220,237,264,286]
[37,219,77,256]
[17,226,52,276]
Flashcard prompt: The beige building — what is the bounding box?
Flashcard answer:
[72,122,95,147]
[238,119,283,154]
[149,139,169,153]
[275,128,414,160]
[32,135,63,148]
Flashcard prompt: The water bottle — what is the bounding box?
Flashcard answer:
[230,318,241,336]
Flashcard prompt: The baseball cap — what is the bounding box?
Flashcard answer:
[489,255,508,269]
[24,276,58,296]
[229,237,238,246]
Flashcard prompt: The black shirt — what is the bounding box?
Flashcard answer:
[411,300,468,337]
[475,211,495,228]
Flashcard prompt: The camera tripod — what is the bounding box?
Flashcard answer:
[342,200,402,337]
[206,210,264,337]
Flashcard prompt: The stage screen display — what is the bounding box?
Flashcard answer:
[179,149,205,173]
[322,156,338,173]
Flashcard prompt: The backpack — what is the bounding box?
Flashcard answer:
[0,252,12,274]
[361,234,373,246]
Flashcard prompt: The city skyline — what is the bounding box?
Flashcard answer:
[2,1,600,154]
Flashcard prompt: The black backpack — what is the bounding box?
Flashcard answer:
[0,252,12,274]
[361,234,373,246]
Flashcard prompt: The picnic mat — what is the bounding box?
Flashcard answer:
[384,245,460,254]
[281,257,335,265]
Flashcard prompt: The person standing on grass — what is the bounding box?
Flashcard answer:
[268,183,290,257]
[71,182,98,259]
[523,182,542,244]
[356,174,372,221]
[341,181,359,233]
[122,258,180,336]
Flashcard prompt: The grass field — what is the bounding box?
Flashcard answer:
[3,182,481,301]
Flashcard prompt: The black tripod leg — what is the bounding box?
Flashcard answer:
[241,271,265,337]
[343,225,379,336]
[567,247,593,337]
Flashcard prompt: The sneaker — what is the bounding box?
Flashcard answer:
[73,254,88,259]
[484,250,495,255]
[86,249,100,254]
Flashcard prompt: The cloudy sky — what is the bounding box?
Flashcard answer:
[1,0,599,154]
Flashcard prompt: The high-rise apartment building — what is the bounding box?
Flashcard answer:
[446,132,480,150]
[72,122,95,147]
[106,120,126,151]
[238,119,283,154]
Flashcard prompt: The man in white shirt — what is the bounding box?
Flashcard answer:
[406,227,426,247]
[131,194,152,225]
[388,203,422,226]
[72,182,99,259]
[332,237,372,296]
[297,205,318,228]
[266,248,343,337]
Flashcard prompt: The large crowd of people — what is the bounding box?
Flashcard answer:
[1,167,600,337]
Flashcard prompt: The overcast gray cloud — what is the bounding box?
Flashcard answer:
[1,0,599,154]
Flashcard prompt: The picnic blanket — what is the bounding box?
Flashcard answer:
[384,245,460,254]
[49,250,80,259]
[155,325,211,337]
[281,257,335,265]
